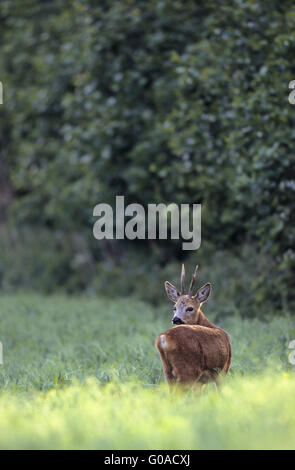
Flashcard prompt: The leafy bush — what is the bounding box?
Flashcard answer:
[0,225,281,318]
[0,0,294,308]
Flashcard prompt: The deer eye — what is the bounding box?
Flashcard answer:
[173,307,176,311]
[186,307,194,312]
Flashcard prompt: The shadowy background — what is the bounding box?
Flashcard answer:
[0,0,294,318]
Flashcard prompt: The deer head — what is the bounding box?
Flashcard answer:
[165,264,211,325]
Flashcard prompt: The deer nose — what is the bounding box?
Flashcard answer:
[172,317,183,325]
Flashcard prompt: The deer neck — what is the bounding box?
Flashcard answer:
[197,309,216,329]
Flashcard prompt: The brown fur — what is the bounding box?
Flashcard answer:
[155,265,232,388]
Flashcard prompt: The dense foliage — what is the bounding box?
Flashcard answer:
[0,0,294,309]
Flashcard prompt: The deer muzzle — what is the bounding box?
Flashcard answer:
[172,316,184,325]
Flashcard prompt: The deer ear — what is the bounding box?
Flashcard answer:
[195,283,211,303]
[165,281,179,302]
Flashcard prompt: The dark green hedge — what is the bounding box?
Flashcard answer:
[0,0,295,308]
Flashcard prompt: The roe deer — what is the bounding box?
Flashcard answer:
[155,264,232,389]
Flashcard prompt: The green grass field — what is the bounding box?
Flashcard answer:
[0,294,294,449]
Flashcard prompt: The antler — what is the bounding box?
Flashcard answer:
[180,264,185,294]
[188,264,199,297]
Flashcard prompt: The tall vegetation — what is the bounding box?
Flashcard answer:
[0,0,294,309]
[0,294,294,449]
